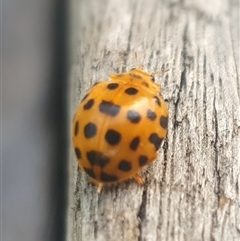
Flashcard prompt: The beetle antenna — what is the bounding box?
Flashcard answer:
[151,69,170,76]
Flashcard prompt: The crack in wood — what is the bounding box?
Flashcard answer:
[137,189,147,241]
[94,221,98,239]
[162,138,168,183]
[213,83,221,198]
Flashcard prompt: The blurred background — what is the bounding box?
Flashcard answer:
[2,0,68,240]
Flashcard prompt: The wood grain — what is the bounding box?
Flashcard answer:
[67,0,240,240]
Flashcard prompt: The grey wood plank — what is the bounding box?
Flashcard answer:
[67,0,240,240]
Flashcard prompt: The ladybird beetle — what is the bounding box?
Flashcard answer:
[72,65,168,192]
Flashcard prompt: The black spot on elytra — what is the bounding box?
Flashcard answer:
[86,151,110,167]
[149,133,163,151]
[129,73,143,79]
[83,167,96,179]
[100,172,118,182]
[118,160,132,171]
[84,122,97,138]
[74,121,79,136]
[160,116,168,129]
[99,100,121,117]
[107,83,119,90]
[105,129,121,145]
[139,155,148,166]
[154,96,161,106]
[81,94,89,103]
[127,110,141,123]
[74,147,81,159]
[83,99,94,110]
[130,136,140,151]
[125,87,138,95]
[147,109,157,121]
[142,82,149,87]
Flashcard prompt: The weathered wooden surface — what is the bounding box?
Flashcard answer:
[67,0,240,240]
